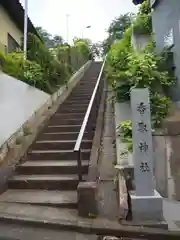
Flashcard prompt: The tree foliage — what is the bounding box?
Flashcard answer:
[108,13,135,40]
[103,13,135,54]
[0,32,91,94]
[105,0,175,152]
[132,0,152,35]
[36,27,63,48]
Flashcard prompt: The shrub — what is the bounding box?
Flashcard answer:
[0,33,90,94]
[133,14,152,35]
[132,0,152,35]
[117,120,133,152]
[105,0,175,154]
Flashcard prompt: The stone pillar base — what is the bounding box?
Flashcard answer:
[77,181,98,218]
[130,190,163,221]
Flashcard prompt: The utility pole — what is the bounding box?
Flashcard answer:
[23,0,28,60]
[66,14,70,44]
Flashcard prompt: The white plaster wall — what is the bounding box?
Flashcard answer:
[0,72,50,146]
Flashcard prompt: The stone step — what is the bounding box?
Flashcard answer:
[72,87,94,91]
[48,118,84,126]
[37,132,92,141]
[27,149,91,161]
[16,160,89,175]
[0,189,77,208]
[63,101,90,106]
[53,112,85,119]
[60,103,89,108]
[71,91,93,96]
[44,125,81,133]
[58,106,88,113]
[30,140,92,151]
[76,83,97,88]
[0,202,79,227]
[61,102,89,106]
[8,174,81,190]
[57,108,86,113]
[0,223,98,240]
[68,94,91,98]
[67,96,91,101]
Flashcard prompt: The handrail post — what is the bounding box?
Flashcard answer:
[76,149,82,181]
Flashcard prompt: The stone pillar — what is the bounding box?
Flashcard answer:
[77,181,98,218]
[129,88,163,221]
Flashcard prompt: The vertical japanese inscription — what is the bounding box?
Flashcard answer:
[131,88,154,196]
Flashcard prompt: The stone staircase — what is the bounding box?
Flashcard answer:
[0,62,102,223]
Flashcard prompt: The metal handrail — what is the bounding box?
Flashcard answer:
[74,59,106,151]
[74,58,106,181]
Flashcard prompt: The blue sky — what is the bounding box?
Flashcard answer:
[20,0,138,43]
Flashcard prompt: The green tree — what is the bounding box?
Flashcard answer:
[108,13,135,40]
[103,13,135,54]
[36,27,63,48]
[36,27,52,46]
[52,35,63,46]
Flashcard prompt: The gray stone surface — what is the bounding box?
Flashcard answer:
[130,190,163,221]
[98,182,118,220]
[163,198,180,231]
[153,135,168,198]
[131,33,151,51]
[131,88,154,196]
[130,88,164,222]
[0,222,97,240]
[78,182,98,217]
[98,88,118,220]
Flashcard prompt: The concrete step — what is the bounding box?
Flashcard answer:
[53,113,85,119]
[68,94,91,98]
[27,149,91,161]
[0,189,77,208]
[64,101,90,105]
[37,132,92,141]
[48,118,83,126]
[58,106,88,113]
[57,108,86,113]
[71,91,93,96]
[0,202,79,228]
[30,140,92,151]
[67,96,91,102]
[0,222,97,240]
[61,102,89,106]
[8,174,81,190]
[0,203,122,238]
[16,160,89,175]
[44,125,81,133]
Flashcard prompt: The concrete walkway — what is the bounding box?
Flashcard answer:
[0,222,97,240]
[98,87,118,221]
[163,198,180,231]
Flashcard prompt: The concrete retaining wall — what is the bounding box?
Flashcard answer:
[131,33,151,52]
